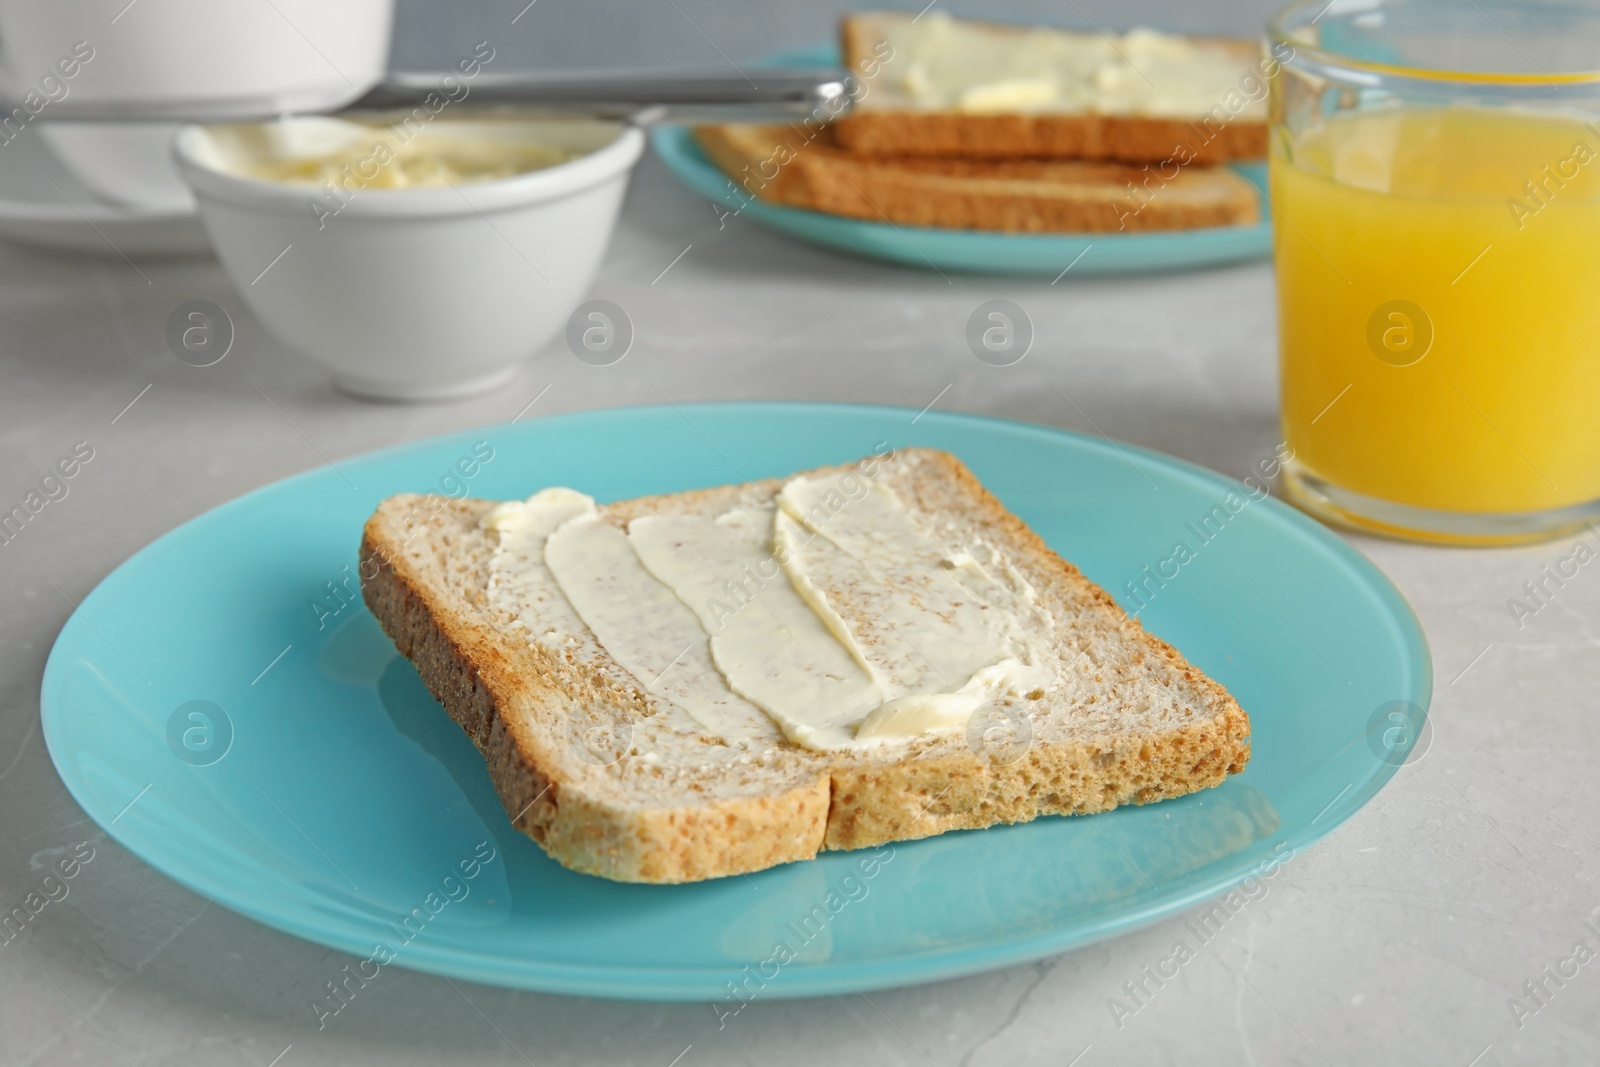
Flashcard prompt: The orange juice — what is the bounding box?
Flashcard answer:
[1272,107,1600,515]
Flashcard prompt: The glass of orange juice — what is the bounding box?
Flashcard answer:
[1269,0,1600,544]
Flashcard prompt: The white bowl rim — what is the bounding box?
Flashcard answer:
[173,118,645,216]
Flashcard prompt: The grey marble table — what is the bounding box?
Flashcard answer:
[3,28,1599,1067]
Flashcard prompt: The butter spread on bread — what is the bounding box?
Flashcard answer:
[492,460,1056,751]
[885,12,1266,120]
[495,463,1057,751]
[835,11,1270,164]
[361,448,1252,883]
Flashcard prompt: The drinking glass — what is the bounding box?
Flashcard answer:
[1270,0,1600,544]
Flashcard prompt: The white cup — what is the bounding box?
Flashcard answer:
[37,122,193,210]
[0,0,394,120]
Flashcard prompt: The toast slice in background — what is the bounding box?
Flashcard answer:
[837,10,1269,164]
[694,123,1260,233]
[361,449,1251,884]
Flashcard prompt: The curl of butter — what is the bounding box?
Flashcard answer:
[855,658,1045,741]
[958,77,1060,113]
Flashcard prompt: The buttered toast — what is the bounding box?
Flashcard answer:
[361,448,1250,883]
[836,10,1271,164]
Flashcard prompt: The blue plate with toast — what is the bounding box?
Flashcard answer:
[649,46,1273,277]
[41,403,1429,1000]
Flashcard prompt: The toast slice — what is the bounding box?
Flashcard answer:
[361,448,1251,883]
[837,10,1269,164]
[694,123,1260,233]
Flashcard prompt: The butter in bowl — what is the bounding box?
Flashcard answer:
[174,115,644,401]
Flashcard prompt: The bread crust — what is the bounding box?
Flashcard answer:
[360,449,1251,883]
[837,14,1268,165]
[832,110,1267,166]
[694,124,1260,234]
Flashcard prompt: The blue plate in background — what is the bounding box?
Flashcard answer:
[41,403,1428,1000]
[649,45,1273,277]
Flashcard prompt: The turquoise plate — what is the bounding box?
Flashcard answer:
[42,403,1429,1000]
[650,46,1273,277]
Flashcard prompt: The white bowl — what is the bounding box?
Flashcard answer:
[38,122,193,211]
[174,118,644,401]
[0,0,393,119]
